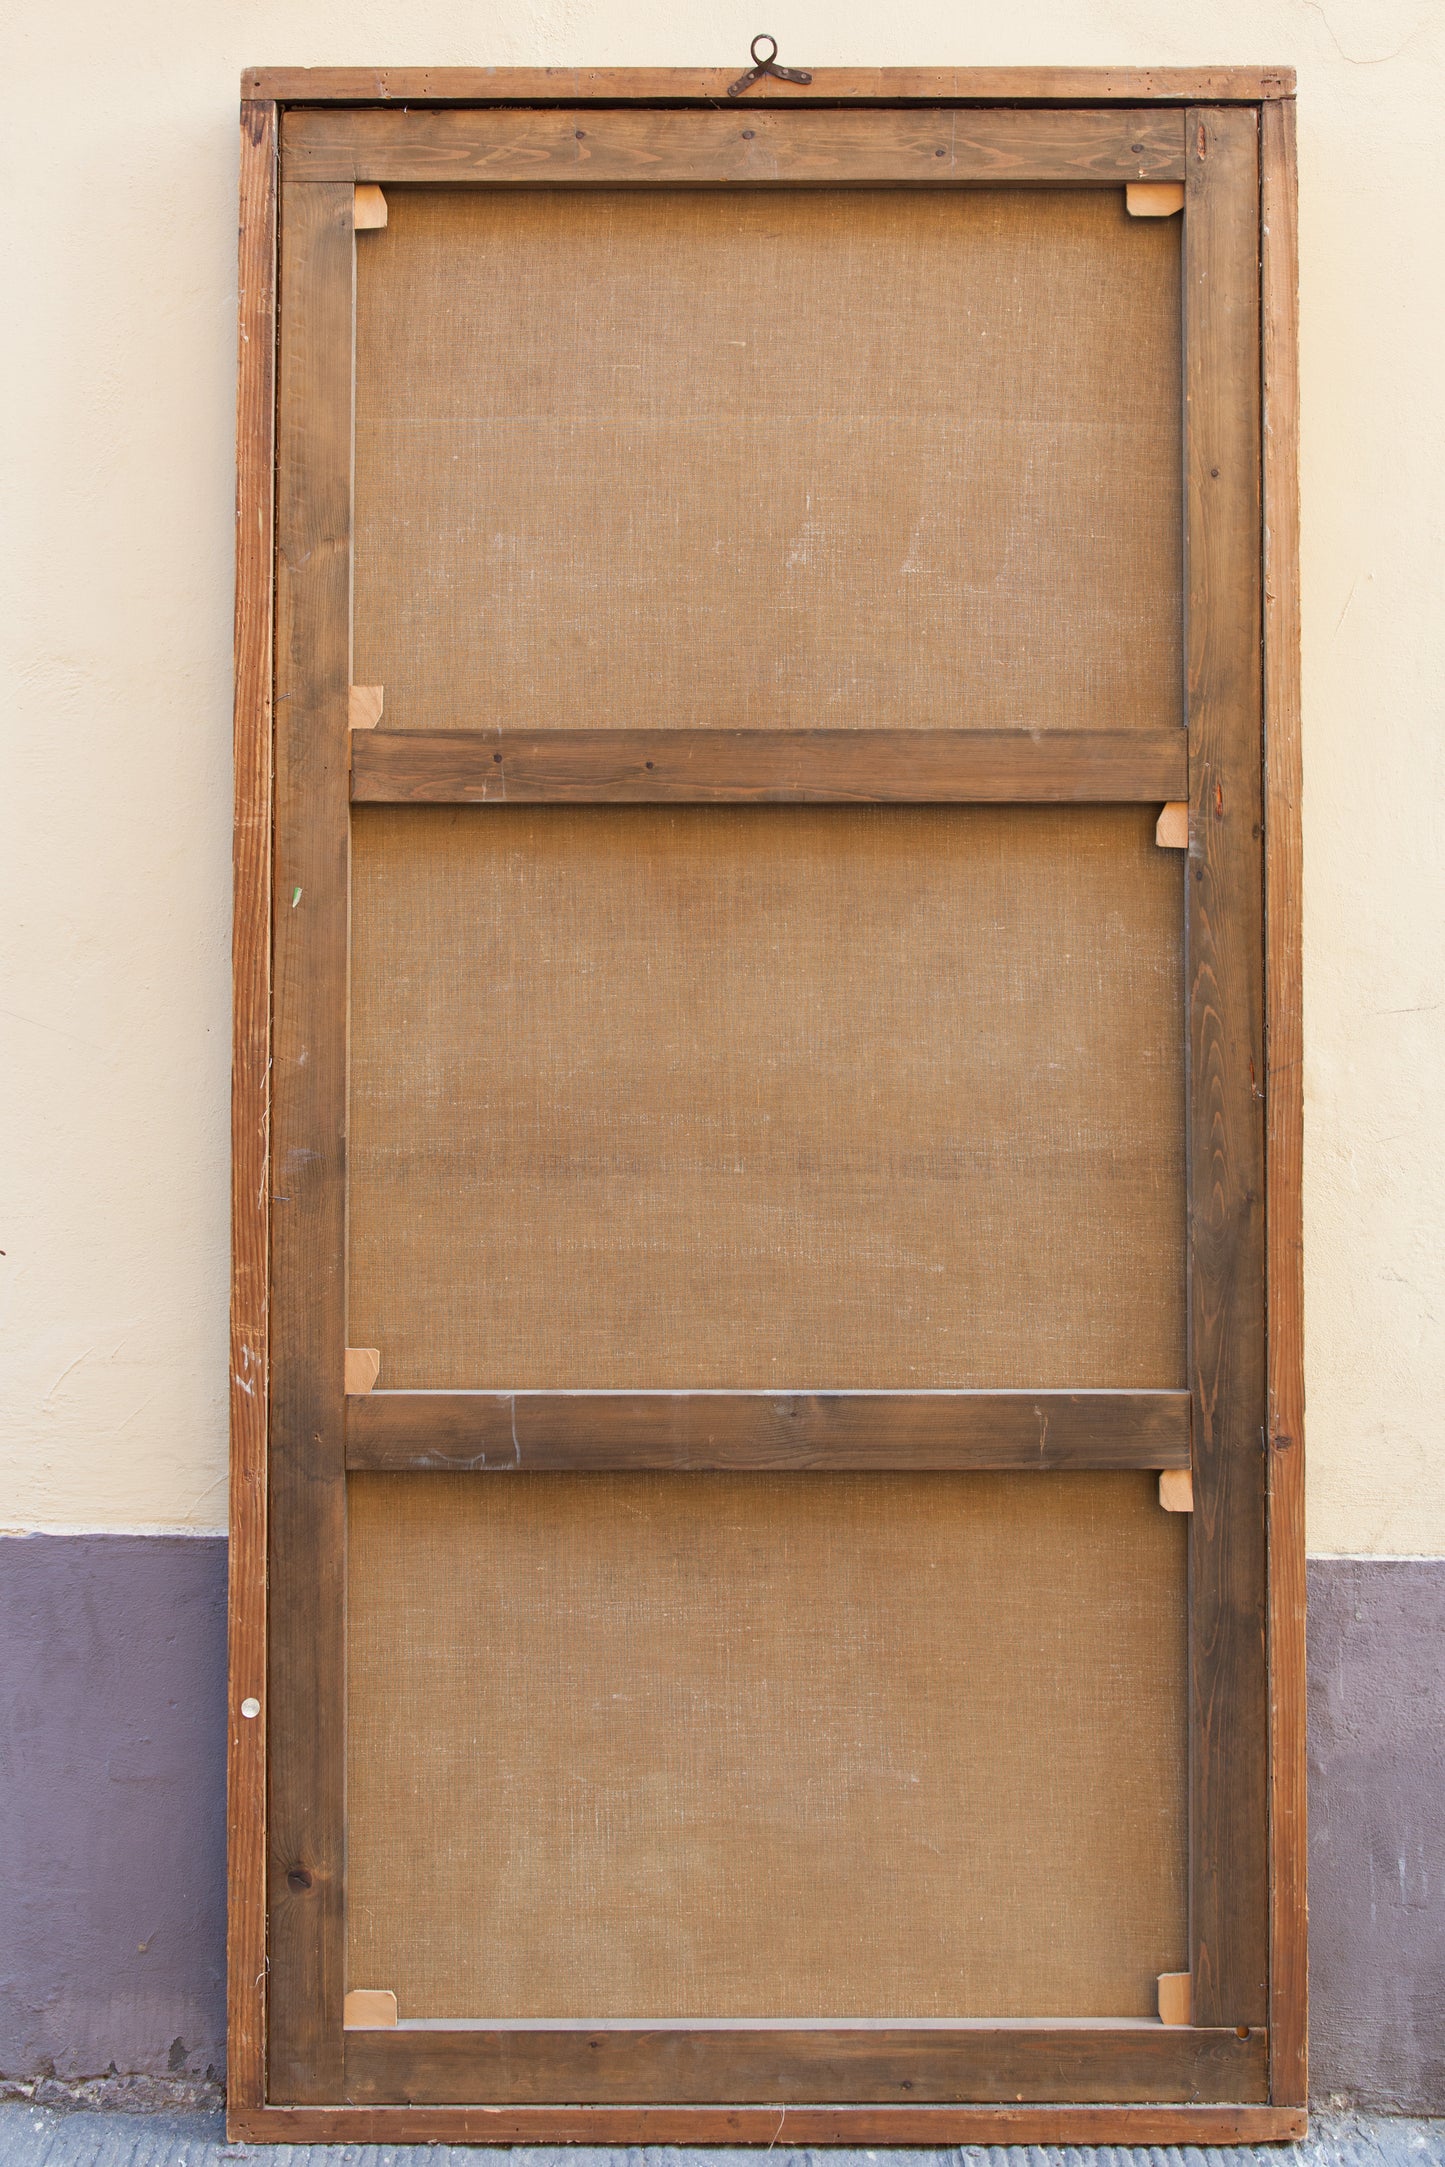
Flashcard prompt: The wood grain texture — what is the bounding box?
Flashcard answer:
[244,65,1296,105]
[282,105,1185,186]
[345,1389,1191,1471]
[1261,94,1308,2111]
[1183,107,1269,2029]
[351,729,1189,806]
[344,2022,1267,2106]
[267,179,355,2103]
[229,2101,1305,2146]
[227,95,276,2120]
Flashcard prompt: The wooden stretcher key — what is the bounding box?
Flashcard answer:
[343,1989,398,2029]
[354,184,388,230]
[1156,801,1189,848]
[1159,1468,1194,1512]
[1128,182,1185,217]
[344,1346,381,1395]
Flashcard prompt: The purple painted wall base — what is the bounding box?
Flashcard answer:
[0,1536,226,2088]
[1,1536,1442,2109]
[1308,1557,1445,2113]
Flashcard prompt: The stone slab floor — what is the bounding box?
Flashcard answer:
[0,2106,1441,2167]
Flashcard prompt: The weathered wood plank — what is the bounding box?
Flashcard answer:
[350,728,1189,806]
[267,178,354,2104]
[1183,106,1269,2030]
[245,65,1296,106]
[227,94,276,2121]
[282,105,1185,186]
[343,2022,1267,2107]
[234,2100,1304,2147]
[345,1390,1192,1473]
[231,2100,1304,2146]
[1261,94,1308,2111]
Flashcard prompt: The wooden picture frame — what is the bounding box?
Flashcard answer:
[229,66,1304,2144]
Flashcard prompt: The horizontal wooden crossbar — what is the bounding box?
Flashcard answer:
[249,65,1296,106]
[350,728,1189,806]
[344,1389,1191,1472]
[342,2020,1267,2105]
[233,2103,1303,2146]
[282,106,1186,187]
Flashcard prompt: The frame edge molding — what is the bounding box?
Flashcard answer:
[1261,92,1308,2112]
[228,91,277,2122]
[227,72,1307,2141]
[243,63,1297,105]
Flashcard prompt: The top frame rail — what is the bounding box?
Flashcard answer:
[248,65,1295,106]
[281,105,1187,186]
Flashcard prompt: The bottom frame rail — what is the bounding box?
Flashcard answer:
[340,2020,1268,2106]
[231,2101,1306,2146]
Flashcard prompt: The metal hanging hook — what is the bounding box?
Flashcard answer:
[727,33,813,97]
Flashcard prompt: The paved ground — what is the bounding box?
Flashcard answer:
[0,2105,1441,2167]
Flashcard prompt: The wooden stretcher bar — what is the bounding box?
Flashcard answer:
[350,727,1190,805]
[344,1387,1193,1472]
[341,2018,1268,2105]
[283,105,1186,188]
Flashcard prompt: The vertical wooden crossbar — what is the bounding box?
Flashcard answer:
[267,178,355,2102]
[1261,93,1308,2106]
[228,94,277,2118]
[1183,105,1269,2028]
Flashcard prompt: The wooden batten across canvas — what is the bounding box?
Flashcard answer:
[267,173,354,2106]
[349,728,1190,805]
[281,105,1188,186]
[230,71,1305,2144]
[1181,104,1269,2031]
[343,1389,1194,1472]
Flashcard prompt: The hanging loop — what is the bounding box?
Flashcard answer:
[727,33,813,97]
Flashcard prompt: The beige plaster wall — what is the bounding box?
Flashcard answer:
[1,0,1441,1549]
